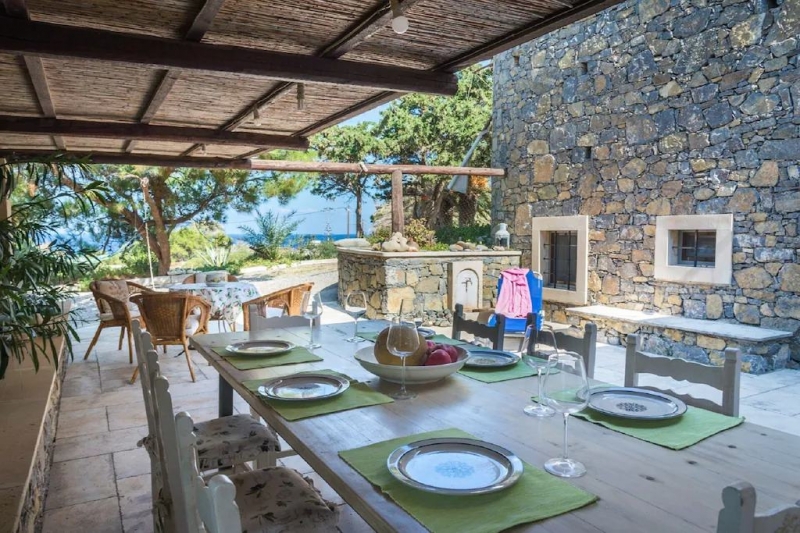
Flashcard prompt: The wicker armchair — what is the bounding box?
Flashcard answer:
[129,292,211,383]
[242,282,314,331]
[181,273,238,283]
[84,280,155,363]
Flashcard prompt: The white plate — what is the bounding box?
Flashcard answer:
[353,346,468,384]
[387,438,523,495]
[417,327,436,338]
[587,387,687,420]
[226,340,294,356]
[464,349,520,368]
[257,373,350,401]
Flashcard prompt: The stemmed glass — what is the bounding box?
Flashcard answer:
[344,291,367,342]
[541,352,589,478]
[300,292,323,349]
[386,316,419,400]
[521,325,555,418]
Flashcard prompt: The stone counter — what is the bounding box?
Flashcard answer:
[337,248,522,325]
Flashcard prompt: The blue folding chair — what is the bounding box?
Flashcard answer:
[486,269,544,334]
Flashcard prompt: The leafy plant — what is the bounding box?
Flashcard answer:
[0,158,107,379]
[239,210,302,261]
[434,224,492,245]
[404,218,436,247]
[197,245,231,269]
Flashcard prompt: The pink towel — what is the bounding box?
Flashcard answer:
[495,268,532,318]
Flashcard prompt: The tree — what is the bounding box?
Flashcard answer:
[56,163,307,274]
[376,65,493,228]
[309,122,384,237]
[239,210,302,261]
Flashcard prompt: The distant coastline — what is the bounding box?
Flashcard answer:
[229,233,351,245]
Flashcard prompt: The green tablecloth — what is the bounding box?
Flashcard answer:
[574,406,744,450]
[243,371,393,421]
[212,346,322,371]
[339,428,598,533]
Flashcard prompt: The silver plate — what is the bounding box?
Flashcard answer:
[387,438,524,495]
[418,327,436,338]
[464,349,521,368]
[257,373,350,401]
[587,387,687,420]
[226,340,294,356]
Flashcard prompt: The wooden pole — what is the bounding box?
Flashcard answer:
[391,169,404,235]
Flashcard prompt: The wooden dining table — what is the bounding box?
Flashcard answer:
[190,322,800,532]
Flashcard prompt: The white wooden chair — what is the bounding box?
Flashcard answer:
[153,374,340,533]
[625,334,741,416]
[247,306,312,331]
[717,481,800,532]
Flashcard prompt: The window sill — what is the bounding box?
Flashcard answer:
[542,286,588,305]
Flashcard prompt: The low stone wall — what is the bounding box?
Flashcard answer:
[337,249,521,325]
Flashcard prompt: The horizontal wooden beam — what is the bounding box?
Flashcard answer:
[0,116,309,149]
[0,150,505,176]
[0,17,457,96]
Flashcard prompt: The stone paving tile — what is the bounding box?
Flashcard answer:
[336,504,376,533]
[304,471,345,506]
[42,496,123,533]
[118,474,153,533]
[741,384,800,417]
[56,406,109,439]
[54,427,146,463]
[46,454,117,510]
[113,447,151,480]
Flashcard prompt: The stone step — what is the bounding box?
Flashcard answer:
[566,305,794,343]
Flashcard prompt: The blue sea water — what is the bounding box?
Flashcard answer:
[229,233,350,245]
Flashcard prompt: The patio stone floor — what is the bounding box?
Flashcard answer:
[42,304,800,532]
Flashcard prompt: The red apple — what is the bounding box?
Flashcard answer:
[426,340,437,352]
[443,344,459,362]
[425,349,451,366]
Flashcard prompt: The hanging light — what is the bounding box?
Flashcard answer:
[252,106,262,126]
[296,84,305,111]
[389,0,409,34]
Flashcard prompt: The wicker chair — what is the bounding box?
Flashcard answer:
[129,292,211,383]
[181,273,239,283]
[84,280,154,363]
[241,282,314,331]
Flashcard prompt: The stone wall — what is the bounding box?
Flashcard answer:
[337,249,521,325]
[492,0,800,367]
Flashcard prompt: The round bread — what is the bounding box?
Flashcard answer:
[373,327,427,366]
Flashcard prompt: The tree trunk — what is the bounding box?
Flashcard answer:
[355,193,363,238]
[458,177,478,226]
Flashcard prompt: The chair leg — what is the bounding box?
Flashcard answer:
[182,340,196,382]
[129,366,139,385]
[118,326,125,350]
[126,327,134,364]
[83,324,104,360]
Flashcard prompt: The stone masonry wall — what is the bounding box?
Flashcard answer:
[337,249,521,326]
[492,0,800,369]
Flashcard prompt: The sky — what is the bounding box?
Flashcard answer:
[222,105,387,236]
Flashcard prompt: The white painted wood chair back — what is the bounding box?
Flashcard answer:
[247,304,312,331]
[625,334,741,416]
[717,481,800,532]
[175,411,244,533]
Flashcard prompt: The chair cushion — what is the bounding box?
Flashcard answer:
[99,306,139,322]
[184,315,201,335]
[95,280,131,313]
[228,467,339,533]
[194,415,280,471]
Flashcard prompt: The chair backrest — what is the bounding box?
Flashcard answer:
[174,412,243,533]
[243,283,314,330]
[248,306,312,331]
[625,334,741,416]
[717,481,800,533]
[524,317,597,379]
[452,303,506,350]
[90,279,132,319]
[132,293,208,341]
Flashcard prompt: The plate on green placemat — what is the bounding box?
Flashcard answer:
[587,387,687,420]
[257,373,350,401]
[226,340,295,356]
[464,349,520,368]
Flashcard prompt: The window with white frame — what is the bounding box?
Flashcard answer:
[531,215,588,305]
[655,214,732,285]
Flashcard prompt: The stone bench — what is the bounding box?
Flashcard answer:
[565,305,795,374]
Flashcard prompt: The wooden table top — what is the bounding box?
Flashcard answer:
[190,324,800,533]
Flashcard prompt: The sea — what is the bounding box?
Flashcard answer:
[228,233,350,245]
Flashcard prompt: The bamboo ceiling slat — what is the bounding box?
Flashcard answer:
[130,140,197,154]
[0,133,56,149]
[0,53,41,116]
[62,137,125,151]
[27,0,197,40]
[42,59,161,122]
[202,143,259,157]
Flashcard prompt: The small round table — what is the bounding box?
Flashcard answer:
[170,282,259,330]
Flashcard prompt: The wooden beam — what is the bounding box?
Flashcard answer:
[0,115,310,149]
[0,17,459,96]
[390,169,404,235]
[0,0,27,19]
[0,151,506,176]
[183,0,226,41]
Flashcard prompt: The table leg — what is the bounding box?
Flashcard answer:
[219,375,234,417]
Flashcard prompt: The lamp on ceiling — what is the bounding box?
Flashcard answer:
[252,106,262,126]
[389,0,409,34]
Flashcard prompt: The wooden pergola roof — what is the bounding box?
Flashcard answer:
[0,0,621,168]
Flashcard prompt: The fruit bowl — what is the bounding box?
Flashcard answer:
[354,346,468,384]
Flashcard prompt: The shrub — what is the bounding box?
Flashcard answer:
[434,224,491,245]
[404,218,436,247]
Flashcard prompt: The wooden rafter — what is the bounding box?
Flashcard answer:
[0,17,458,95]
[126,0,227,153]
[0,150,506,175]
[0,116,309,149]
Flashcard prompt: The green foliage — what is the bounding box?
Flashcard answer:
[0,158,106,379]
[239,210,302,261]
[404,218,436,247]
[170,222,231,263]
[259,150,316,205]
[196,246,231,269]
[434,224,492,245]
[367,227,390,245]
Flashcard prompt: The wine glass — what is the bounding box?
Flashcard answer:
[541,352,589,478]
[386,317,419,400]
[300,292,323,349]
[344,291,367,342]
[521,325,555,418]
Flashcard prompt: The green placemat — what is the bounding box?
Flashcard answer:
[243,371,393,421]
[339,428,597,533]
[357,331,467,346]
[573,406,744,450]
[459,361,537,383]
[213,346,322,371]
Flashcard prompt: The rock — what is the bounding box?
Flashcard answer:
[673,8,711,38]
[335,237,372,248]
[638,0,669,22]
[475,244,488,251]
[775,192,800,213]
[754,248,794,262]
[678,104,705,132]
[659,81,682,98]
[734,303,761,325]
[683,299,706,319]
[706,294,723,319]
[780,264,800,292]
[703,102,733,128]
[449,244,464,252]
[727,189,757,213]
[602,274,620,295]
[621,158,647,178]
[697,335,726,350]
[533,155,556,183]
[618,178,635,193]
[626,115,658,144]
[627,50,658,81]
[734,266,773,289]
[751,161,779,187]
[660,181,682,198]
[386,287,415,314]
[381,232,410,252]
[740,93,778,116]
[491,246,506,251]
[730,14,766,48]
[538,185,558,199]
[774,297,800,319]
[759,140,800,160]
[645,198,671,215]
[527,140,549,155]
